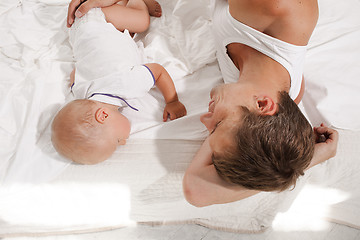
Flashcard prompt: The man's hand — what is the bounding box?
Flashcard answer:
[163,101,187,121]
[307,124,339,169]
[313,124,339,161]
[67,0,120,27]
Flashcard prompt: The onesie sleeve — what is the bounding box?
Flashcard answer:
[120,65,155,97]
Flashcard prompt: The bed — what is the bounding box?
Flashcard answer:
[0,0,360,238]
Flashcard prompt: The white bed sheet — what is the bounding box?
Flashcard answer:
[0,0,360,237]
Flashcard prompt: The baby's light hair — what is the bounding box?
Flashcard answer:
[51,99,114,164]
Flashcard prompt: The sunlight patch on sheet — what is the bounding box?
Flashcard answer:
[272,185,350,231]
[0,182,133,227]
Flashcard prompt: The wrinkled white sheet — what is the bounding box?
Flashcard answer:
[0,0,360,237]
[301,0,360,129]
[0,0,218,184]
[1,129,359,237]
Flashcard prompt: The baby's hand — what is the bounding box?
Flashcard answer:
[163,101,187,122]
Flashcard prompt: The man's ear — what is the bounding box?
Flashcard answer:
[95,108,109,123]
[255,95,277,115]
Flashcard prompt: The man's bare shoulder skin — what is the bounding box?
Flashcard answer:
[228,0,318,45]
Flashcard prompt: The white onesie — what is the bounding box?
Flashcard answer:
[68,8,155,110]
[212,0,307,100]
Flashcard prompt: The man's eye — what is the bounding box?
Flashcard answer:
[210,121,221,134]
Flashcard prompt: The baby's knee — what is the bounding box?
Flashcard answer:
[134,11,150,32]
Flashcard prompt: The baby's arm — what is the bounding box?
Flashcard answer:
[144,63,187,121]
[67,0,121,27]
[101,2,150,33]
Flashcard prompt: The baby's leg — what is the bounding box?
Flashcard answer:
[117,0,161,17]
[101,0,151,33]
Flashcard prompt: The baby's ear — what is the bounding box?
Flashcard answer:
[95,108,109,123]
[255,95,277,116]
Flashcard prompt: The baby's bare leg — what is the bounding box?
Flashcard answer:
[101,0,150,33]
[119,0,161,17]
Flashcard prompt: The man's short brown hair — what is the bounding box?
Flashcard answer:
[212,91,315,192]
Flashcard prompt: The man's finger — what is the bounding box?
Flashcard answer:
[316,127,339,143]
[326,128,339,143]
[315,126,335,136]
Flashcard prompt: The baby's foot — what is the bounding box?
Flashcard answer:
[143,0,162,17]
[117,0,128,6]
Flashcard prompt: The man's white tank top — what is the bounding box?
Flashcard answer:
[212,0,307,100]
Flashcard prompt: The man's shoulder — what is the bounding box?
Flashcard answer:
[229,0,289,17]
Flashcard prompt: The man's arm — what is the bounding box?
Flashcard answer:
[307,124,339,169]
[183,125,339,207]
[183,137,259,207]
[144,63,187,121]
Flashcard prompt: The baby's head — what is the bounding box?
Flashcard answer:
[51,99,131,164]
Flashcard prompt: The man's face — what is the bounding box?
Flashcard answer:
[200,82,253,154]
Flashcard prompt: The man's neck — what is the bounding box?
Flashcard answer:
[232,44,290,97]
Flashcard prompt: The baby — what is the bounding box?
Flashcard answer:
[52,0,186,164]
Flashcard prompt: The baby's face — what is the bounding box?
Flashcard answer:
[89,110,130,164]
[106,108,131,146]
